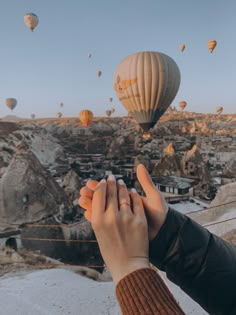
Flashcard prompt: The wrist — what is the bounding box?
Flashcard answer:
[112,258,150,286]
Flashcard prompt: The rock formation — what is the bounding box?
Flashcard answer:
[152,154,182,177]
[222,158,236,178]
[0,142,70,225]
[163,143,175,156]
[63,170,82,202]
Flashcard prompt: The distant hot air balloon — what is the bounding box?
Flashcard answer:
[5,98,17,111]
[207,40,217,53]
[57,112,62,118]
[111,108,115,114]
[79,110,93,127]
[31,114,36,119]
[106,110,112,117]
[109,97,113,102]
[114,51,181,132]
[216,106,223,115]
[24,13,39,32]
[88,53,92,58]
[97,71,102,77]
[179,101,187,111]
[179,44,185,52]
[60,102,64,108]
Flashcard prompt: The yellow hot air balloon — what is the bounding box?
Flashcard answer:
[97,71,102,77]
[24,13,39,32]
[5,98,17,111]
[179,44,185,52]
[207,40,217,53]
[57,112,62,118]
[179,101,187,111]
[111,108,115,114]
[79,110,93,127]
[216,106,223,115]
[114,51,181,132]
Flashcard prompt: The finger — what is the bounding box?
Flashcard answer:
[106,175,118,212]
[80,186,93,199]
[137,164,157,197]
[84,210,92,222]
[118,179,131,212]
[78,196,92,211]
[86,179,98,191]
[130,188,145,216]
[92,179,107,221]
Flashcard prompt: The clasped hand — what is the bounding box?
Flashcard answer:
[79,164,169,284]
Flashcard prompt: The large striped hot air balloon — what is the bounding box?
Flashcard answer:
[5,98,17,111]
[79,110,93,127]
[24,13,39,32]
[207,40,217,53]
[114,51,180,131]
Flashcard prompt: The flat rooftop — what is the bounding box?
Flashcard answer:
[152,176,196,189]
[168,198,209,214]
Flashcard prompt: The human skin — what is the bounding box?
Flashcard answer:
[91,175,150,285]
[79,164,168,240]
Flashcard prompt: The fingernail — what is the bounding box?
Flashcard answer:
[118,179,125,185]
[100,179,106,184]
[131,188,137,193]
[107,174,116,182]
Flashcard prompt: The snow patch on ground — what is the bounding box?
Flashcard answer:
[0,269,208,315]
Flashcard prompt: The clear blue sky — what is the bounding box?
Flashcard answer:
[0,0,235,118]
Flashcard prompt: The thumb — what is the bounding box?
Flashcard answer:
[136,164,157,197]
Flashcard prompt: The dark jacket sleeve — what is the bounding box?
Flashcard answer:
[149,209,236,315]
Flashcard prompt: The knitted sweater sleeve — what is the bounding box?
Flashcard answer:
[116,268,185,315]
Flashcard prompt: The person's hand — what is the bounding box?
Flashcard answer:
[79,164,168,240]
[91,175,150,285]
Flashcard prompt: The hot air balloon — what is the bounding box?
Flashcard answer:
[5,98,17,111]
[31,114,36,119]
[114,51,181,132]
[109,97,113,102]
[60,102,64,108]
[106,110,112,117]
[97,71,102,77]
[57,112,62,118]
[24,13,39,32]
[207,40,217,53]
[111,108,115,114]
[179,44,185,52]
[216,106,223,115]
[88,53,92,58]
[79,110,93,127]
[179,101,187,111]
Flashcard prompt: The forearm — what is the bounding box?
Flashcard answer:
[149,209,236,314]
[116,268,185,315]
